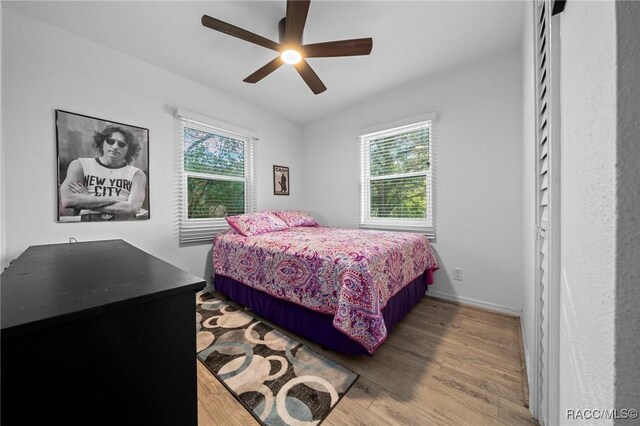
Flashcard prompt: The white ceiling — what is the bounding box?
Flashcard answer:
[4,1,525,124]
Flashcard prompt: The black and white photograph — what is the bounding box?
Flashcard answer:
[273,165,289,196]
[56,110,150,222]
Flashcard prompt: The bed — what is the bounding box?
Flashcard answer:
[212,212,438,355]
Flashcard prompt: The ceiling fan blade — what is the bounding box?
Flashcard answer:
[302,38,373,58]
[294,60,327,94]
[285,0,310,43]
[243,57,284,83]
[201,15,281,52]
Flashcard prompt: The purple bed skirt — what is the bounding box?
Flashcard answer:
[214,271,430,355]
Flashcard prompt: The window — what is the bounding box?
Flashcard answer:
[178,110,257,243]
[359,116,435,237]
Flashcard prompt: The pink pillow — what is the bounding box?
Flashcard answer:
[225,212,289,236]
[273,211,319,227]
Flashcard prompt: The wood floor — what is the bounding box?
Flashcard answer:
[197,296,538,426]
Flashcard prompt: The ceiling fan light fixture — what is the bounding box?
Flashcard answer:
[281,49,302,65]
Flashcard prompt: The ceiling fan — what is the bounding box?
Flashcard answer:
[201,0,373,94]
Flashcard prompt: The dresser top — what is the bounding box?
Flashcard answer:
[1,239,205,335]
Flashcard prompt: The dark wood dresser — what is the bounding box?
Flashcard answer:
[1,239,205,425]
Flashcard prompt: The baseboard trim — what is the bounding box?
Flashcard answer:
[426,290,522,317]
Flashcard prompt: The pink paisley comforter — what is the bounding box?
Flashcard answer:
[213,226,438,354]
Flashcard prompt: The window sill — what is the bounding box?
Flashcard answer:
[358,224,435,240]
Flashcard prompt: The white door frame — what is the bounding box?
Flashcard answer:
[546,10,561,425]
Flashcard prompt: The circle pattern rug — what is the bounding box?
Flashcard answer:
[196,292,358,425]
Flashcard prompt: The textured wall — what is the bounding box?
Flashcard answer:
[559,1,617,423]
[615,0,640,417]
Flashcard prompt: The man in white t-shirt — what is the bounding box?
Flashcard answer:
[60,125,147,221]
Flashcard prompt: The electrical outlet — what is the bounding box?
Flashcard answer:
[453,267,463,281]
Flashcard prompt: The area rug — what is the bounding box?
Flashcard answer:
[196,292,358,425]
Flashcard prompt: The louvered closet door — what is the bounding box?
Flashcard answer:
[533,1,560,424]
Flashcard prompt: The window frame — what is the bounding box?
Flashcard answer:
[177,110,257,243]
[358,114,436,238]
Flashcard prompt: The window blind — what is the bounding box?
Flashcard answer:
[177,111,257,244]
[359,120,435,238]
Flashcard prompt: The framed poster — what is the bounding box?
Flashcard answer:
[273,165,289,196]
[56,110,150,222]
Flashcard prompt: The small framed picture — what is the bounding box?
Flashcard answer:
[273,165,289,196]
[56,110,150,222]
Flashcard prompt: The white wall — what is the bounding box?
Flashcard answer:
[1,9,303,279]
[302,49,524,313]
[520,1,536,407]
[615,0,640,414]
[559,1,617,421]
